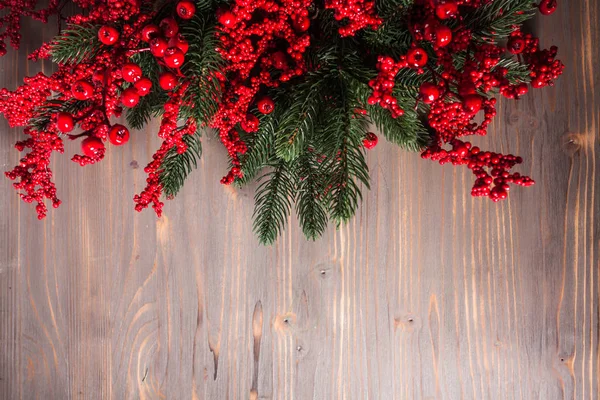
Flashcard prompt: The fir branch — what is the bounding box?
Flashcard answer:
[236,113,278,186]
[314,75,370,223]
[29,99,90,131]
[126,52,169,129]
[180,13,224,125]
[368,105,429,151]
[51,24,102,65]
[319,112,371,223]
[252,160,295,245]
[294,148,329,240]
[497,57,531,83]
[466,0,536,40]
[273,74,325,162]
[159,133,202,198]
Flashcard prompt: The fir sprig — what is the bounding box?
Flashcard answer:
[180,13,224,124]
[126,51,168,130]
[294,148,329,240]
[51,24,102,65]
[252,160,296,245]
[159,133,203,198]
[29,99,90,131]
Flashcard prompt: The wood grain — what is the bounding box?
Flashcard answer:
[0,2,598,399]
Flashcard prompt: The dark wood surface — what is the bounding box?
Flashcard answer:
[1,3,599,399]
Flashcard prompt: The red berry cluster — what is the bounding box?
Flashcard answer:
[134,83,196,216]
[5,128,63,219]
[0,0,59,56]
[325,0,382,37]
[369,0,563,201]
[507,29,564,90]
[211,0,312,184]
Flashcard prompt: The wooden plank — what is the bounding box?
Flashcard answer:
[0,2,598,399]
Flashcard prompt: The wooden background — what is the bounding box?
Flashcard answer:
[1,2,599,399]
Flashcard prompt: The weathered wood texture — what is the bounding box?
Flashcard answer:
[1,3,599,399]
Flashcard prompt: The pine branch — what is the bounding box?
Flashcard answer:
[159,133,202,198]
[51,24,102,65]
[252,160,295,245]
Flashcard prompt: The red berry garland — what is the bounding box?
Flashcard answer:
[0,0,564,227]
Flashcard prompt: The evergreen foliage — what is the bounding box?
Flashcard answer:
[39,0,543,243]
[159,133,203,198]
[51,24,102,65]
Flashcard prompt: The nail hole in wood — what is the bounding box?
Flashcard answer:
[283,318,289,323]
[320,270,326,275]
[408,318,413,323]
[560,358,565,362]
[297,345,303,352]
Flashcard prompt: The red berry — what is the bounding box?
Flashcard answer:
[134,77,153,96]
[121,63,142,83]
[0,47,6,57]
[257,97,275,114]
[462,94,483,114]
[458,83,477,97]
[160,17,179,38]
[436,1,458,20]
[176,0,196,19]
[507,37,526,54]
[108,124,130,146]
[71,80,94,100]
[81,136,105,157]
[168,35,189,54]
[363,132,378,149]
[150,37,168,57]
[141,24,160,42]
[92,70,106,82]
[419,82,441,104]
[121,87,140,108]
[538,0,557,15]
[163,47,185,68]
[435,25,452,47]
[98,26,119,46]
[516,83,529,96]
[56,112,74,133]
[218,10,237,27]
[293,16,310,32]
[159,71,178,90]
[530,77,545,88]
[406,47,428,68]
[241,114,260,132]
[272,51,287,69]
